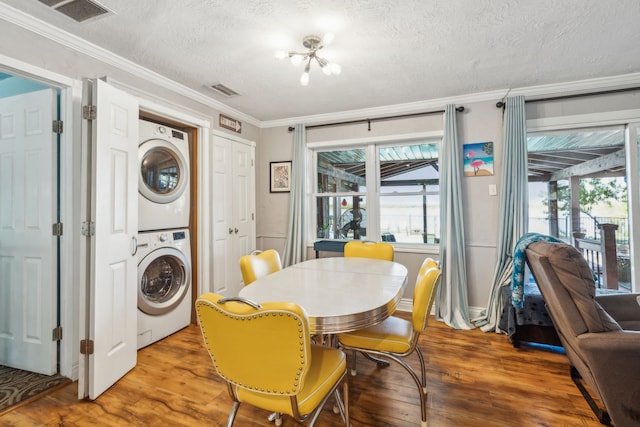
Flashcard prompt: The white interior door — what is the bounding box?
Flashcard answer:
[233,141,255,266]
[211,135,235,294]
[210,135,255,295]
[79,79,139,399]
[0,88,57,375]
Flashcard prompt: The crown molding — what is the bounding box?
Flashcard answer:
[263,72,640,129]
[0,4,261,127]
[260,89,510,129]
[508,72,640,99]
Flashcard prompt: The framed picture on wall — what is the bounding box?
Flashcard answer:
[270,161,292,193]
[463,142,494,177]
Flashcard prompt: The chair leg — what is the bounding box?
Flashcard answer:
[332,380,351,426]
[350,349,391,376]
[226,401,240,427]
[361,351,391,368]
[415,347,427,394]
[378,353,428,427]
[570,367,611,425]
[307,373,349,427]
[267,412,283,426]
[350,350,357,376]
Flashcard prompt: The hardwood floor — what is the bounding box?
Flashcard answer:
[1,315,604,426]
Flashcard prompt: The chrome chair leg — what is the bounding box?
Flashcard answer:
[226,401,240,427]
[267,412,283,426]
[350,350,390,376]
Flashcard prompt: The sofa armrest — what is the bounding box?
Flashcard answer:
[595,293,640,329]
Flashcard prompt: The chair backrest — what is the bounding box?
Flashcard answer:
[526,241,621,336]
[195,293,312,396]
[239,249,282,285]
[411,258,442,332]
[343,241,394,261]
[525,241,621,404]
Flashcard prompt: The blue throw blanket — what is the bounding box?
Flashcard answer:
[511,233,562,308]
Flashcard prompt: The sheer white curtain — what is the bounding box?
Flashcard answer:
[282,124,307,267]
[473,96,528,332]
[435,105,474,329]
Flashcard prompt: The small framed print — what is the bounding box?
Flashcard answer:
[270,161,291,193]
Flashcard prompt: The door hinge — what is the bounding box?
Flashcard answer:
[252,212,254,221]
[80,339,94,355]
[83,105,97,120]
[52,120,63,134]
[52,326,63,341]
[81,221,95,237]
[52,222,63,236]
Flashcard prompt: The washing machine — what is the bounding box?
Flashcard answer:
[138,119,190,231]
[137,228,192,349]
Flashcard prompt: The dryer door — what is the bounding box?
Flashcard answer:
[138,139,188,204]
[138,247,191,315]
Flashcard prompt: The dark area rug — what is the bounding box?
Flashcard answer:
[0,365,70,414]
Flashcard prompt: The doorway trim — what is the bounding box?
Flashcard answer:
[0,53,80,379]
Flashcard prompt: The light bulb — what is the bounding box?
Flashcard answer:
[300,71,310,86]
[322,32,335,45]
[274,50,287,59]
[329,63,342,75]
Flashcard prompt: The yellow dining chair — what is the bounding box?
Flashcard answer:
[343,241,394,261]
[195,293,349,427]
[239,249,282,285]
[337,258,441,427]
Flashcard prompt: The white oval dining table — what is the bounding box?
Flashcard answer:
[238,256,408,334]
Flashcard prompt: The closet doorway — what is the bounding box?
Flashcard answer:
[0,71,68,412]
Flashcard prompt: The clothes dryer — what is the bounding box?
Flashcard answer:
[137,228,191,349]
[138,120,190,231]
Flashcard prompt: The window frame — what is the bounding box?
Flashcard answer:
[307,131,443,250]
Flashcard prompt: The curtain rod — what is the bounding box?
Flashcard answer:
[495,87,640,108]
[287,106,464,132]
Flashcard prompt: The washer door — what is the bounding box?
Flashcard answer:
[138,139,188,204]
[138,247,191,315]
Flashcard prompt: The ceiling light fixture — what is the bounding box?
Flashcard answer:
[275,34,341,86]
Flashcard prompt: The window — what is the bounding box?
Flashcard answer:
[312,135,441,245]
[527,126,631,290]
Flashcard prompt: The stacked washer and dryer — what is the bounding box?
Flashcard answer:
[136,119,192,349]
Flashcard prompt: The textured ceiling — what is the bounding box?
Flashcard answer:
[2,0,640,122]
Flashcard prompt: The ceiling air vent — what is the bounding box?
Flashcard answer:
[38,0,112,23]
[208,83,241,98]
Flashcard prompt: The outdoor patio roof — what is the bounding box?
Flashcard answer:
[318,128,626,183]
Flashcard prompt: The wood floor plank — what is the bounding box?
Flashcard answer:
[1,315,606,426]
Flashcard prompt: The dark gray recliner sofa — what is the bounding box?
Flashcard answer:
[525,241,640,427]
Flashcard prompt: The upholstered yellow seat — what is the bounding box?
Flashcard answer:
[239,249,282,285]
[337,258,441,427]
[195,293,349,427]
[343,241,394,261]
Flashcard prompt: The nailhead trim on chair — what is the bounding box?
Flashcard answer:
[199,302,308,395]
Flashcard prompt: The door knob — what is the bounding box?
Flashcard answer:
[234,228,239,234]
[229,228,233,234]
